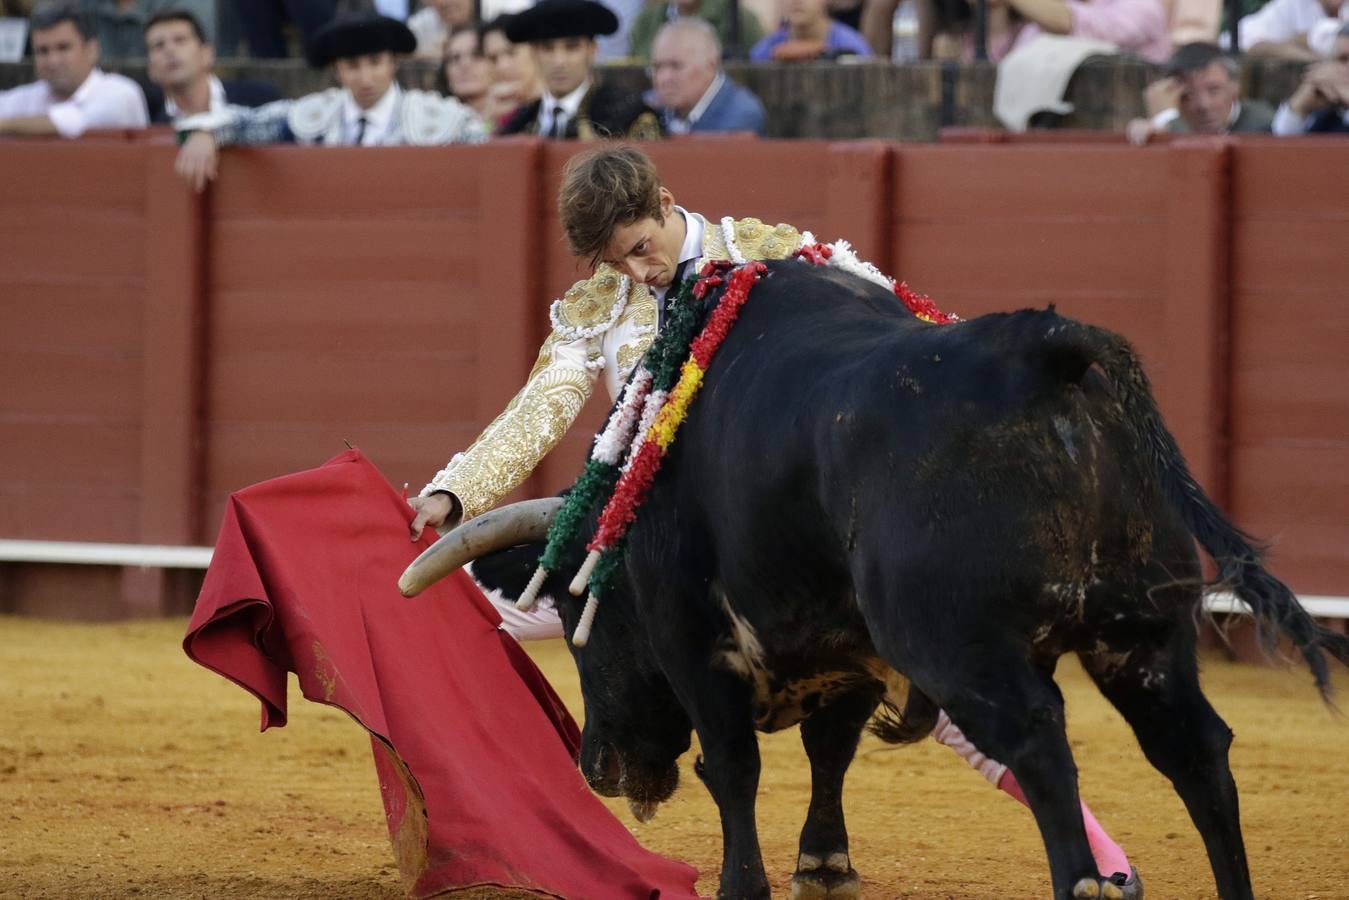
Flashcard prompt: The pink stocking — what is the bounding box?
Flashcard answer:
[996,770,1130,878]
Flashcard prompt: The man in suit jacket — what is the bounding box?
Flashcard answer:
[497,0,662,140]
[143,9,280,125]
[647,18,765,135]
[1273,24,1349,133]
[1126,42,1274,143]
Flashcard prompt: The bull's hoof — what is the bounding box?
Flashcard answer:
[1072,868,1142,900]
[791,851,860,900]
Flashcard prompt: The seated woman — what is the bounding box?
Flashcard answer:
[438,24,496,126]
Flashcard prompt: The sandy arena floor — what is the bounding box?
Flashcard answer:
[1,616,1345,899]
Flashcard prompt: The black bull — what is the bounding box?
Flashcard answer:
[407,261,1349,900]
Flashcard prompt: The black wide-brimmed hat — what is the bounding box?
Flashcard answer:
[504,0,619,43]
[305,12,417,68]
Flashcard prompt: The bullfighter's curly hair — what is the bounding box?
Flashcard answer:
[558,146,665,267]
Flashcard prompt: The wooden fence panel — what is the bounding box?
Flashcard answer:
[0,142,148,542]
[1228,139,1349,592]
[889,143,1229,500]
[201,142,543,534]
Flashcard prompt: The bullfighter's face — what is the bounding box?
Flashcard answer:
[599,187,686,289]
[532,35,596,99]
[333,51,398,112]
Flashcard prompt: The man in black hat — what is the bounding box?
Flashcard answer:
[174,12,486,191]
[497,0,662,139]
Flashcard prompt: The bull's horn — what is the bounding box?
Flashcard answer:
[399,498,563,598]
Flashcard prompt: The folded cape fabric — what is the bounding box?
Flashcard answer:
[184,449,701,899]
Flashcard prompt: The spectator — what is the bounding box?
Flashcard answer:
[1272,21,1349,132]
[174,12,484,190]
[408,0,472,59]
[647,19,766,133]
[481,14,542,123]
[497,0,662,139]
[234,0,337,58]
[0,0,147,136]
[1165,0,1220,45]
[1126,41,1272,142]
[1236,0,1347,61]
[436,24,493,122]
[923,0,1030,60]
[749,0,872,60]
[82,0,216,58]
[143,8,278,123]
[989,0,1171,63]
[626,0,764,59]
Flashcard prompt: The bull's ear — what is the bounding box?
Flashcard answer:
[470,542,548,599]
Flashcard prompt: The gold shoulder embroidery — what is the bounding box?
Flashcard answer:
[552,265,627,336]
[733,218,802,261]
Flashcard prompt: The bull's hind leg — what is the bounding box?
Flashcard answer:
[791,685,881,900]
[924,663,1115,900]
[1080,622,1253,900]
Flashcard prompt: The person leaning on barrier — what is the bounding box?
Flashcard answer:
[1126,41,1274,144]
[173,12,486,192]
[405,146,1143,899]
[646,18,766,135]
[143,8,279,124]
[496,0,663,140]
[0,0,147,137]
[1272,22,1349,133]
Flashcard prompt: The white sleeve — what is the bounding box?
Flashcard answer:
[46,79,148,137]
[1236,0,1305,49]
[1271,101,1314,136]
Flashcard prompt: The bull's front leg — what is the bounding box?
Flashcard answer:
[792,686,881,900]
[687,671,770,900]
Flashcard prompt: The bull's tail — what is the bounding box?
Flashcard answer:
[869,683,939,744]
[1041,317,1349,700]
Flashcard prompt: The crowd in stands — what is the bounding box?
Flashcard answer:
[1,0,1346,148]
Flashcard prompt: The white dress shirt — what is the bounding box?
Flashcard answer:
[0,68,147,137]
[539,80,590,137]
[652,207,706,306]
[343,83,399,146]
[1234,0,1349,52]
[163,74,228,123]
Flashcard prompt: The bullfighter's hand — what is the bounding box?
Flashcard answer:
[175,131,218,193]
[408,492,458,541]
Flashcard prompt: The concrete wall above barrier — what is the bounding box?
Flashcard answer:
[1,136,1345,617]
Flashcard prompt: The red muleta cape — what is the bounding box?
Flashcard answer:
[184,449,701,899]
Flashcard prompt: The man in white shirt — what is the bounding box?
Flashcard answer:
[1237,0,1348,61]
[173,12,485,192]
[0,0,148,138]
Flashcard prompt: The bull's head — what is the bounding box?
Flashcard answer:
[399,501,692,821]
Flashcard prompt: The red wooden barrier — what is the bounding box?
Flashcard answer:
[1,135,1345,616]
[1228,138,1349,594]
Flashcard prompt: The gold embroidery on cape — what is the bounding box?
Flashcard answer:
[428,331,593,520]
[730,218,802,262]
[553,266,626,333]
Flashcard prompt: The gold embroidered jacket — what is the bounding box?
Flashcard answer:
[423,215,804,521]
